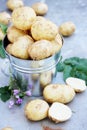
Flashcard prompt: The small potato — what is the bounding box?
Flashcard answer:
[0,11,11,25]
[28,40,53,60]
[12,6,36,30]
[32,74,39,81]
[31,20,58,41]
[40,71,52,88]
[7,26,27,43]
[2,127,13,130]
[7,0,24,11]
[11,35,34,59]
[0,28,5,40]
[6,44,12,54]
[43,84,75,104]
[25,99,49,121]
[59,21,76,36]
[51,33,63,55]
[32,2,48,15]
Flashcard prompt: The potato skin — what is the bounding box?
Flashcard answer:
[6,44,12,54]
[11,35,34,59]
[40,71,52,88]
[43,84,75,104]
[0,11,11,25]
[59,21,76,36]
[2,127,13,130]
[7,0,24,11]
[32,2,48,15]
[51,33,63,55]
[25,99,49,121]
[31,20,58,41]
[7,26,27,43]
[28,40,53,60]
[12,6,36,30]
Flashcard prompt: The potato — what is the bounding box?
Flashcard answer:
[0,11,11,25]
[66,77,86,92]
[7,26,27,43]
[31,20,58,41]
[7,0,24,11]
[0,28,5,40]
[6,44,12,54]
[28,40,53,60]
[12,6,36,30]
[24,99,49,121]
[2,127,13,130]
[11,35,34,59]
[32,73,39,81]
[51,33,63,55]
[32,2,48,15]
[48,102,72,123]
[43,84,75,104]
[59,21,76,36]
[40,71,52,88]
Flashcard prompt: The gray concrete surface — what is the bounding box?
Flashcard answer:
[0,0,87,130]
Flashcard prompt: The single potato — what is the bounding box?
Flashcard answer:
[12,6,36,30]
[7,26,27,43]
[28,40,53,60]
[51,33,63,54]
[59,21,76,36]
[2,127,13,130]
[32,2,48,15]
[6,44,13,54]
[0,28,5,40]
[43,84,75,104]
[40,71,52,88]
[11,35,34,59]
[7,0,24,11]
[25,99,49,121]
[48,102,72,123]
[31,20,58,41]
[0,11,11,25]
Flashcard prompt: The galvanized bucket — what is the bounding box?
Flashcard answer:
[3,35,62,96]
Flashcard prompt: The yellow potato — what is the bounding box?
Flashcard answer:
[2,127,13,130]
[31,20,58,41]
[12,6,36,30]
[28,40,53,60]
[43,84,75,104]
[11,35,34,59]
[59,21,76,36]
[7,0,24,11]
[0,28,5,40]
[40,71,52,88]
[32,2,48,15]
[7,26,27,43]
[6,44,12,54]
[0,11,11,25]
[51,33,63,55]
[25,99,49,121]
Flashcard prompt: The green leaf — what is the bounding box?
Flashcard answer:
[0,23,7,34]
[63,65,72,81]
[0,40,6,58]
[0,86,11,102]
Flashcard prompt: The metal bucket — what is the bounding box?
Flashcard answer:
[3,35,62,96]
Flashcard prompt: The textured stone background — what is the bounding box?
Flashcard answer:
[0,0,87,130]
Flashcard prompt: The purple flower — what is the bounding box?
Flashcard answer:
[15,95,19,99]
[13,89,20,95]
[8,100,14,109]
[25,90,32,96]
[16,98,23,105]
[28,84,32,89]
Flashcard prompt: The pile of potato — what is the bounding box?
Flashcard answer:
[5,6,62,60]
